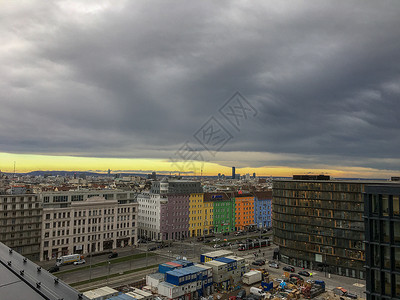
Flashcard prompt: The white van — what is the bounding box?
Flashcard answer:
[249,287,266,297]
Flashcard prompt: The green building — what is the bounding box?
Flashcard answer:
[205,193,235,233]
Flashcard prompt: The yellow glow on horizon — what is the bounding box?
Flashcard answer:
[0,152,395,178]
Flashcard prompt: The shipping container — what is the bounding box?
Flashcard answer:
[200,250,233,263]
[107,294,136,300]
[172,260,194,268]
[146,272,165,289]
[242,270,262,285]
[83,286,119,300]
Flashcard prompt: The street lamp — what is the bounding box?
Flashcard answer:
[107,260,111,284]
[322,246,330,278]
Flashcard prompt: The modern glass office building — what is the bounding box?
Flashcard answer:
[364,185,400,299]
[273,178,367,279]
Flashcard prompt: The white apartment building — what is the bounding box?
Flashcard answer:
[39,190,137,261]
[137,192,165,241]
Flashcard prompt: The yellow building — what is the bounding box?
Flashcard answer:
[189,193,213,237]
[203,197,214,235]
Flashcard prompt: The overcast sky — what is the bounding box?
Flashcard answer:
[1,0,400,174]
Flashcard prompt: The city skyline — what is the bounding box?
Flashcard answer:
[1,1,400,178]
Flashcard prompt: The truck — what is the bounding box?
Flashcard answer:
[242,270,263,285]
[56,254,83,266]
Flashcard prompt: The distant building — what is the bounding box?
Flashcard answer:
[273,178,368,279]
[254,191,272,228]
[253,173,256,178]
[292,174,330,180]
[234,194,254,231]
[0,194,42,261]
[207,192,235,233]
[232,167,235,180]
[364,185,400,299]
[38,190,137,260]
[139,179,203,241]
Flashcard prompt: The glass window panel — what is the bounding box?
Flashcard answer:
[381,221,390,243]
[394,221,400,245]
[383,246,391,269]
[372,244,380,267]
[395,248,400,271]
[384,272,391,296]
[382,195,389,216]
[372,195,379,215]
[372,220,380,241]
[373,270,381,293]
[396,274,400,297]
[394,195,400,217]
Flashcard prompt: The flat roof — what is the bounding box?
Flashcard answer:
[0,242,87,300]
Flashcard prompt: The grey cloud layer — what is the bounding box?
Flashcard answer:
[1,0,400,171]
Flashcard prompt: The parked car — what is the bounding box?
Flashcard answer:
[283,266,295,272]
[268,261,279,269]
[213,244,222,248]
[298,270,310,277]
[148,246,157,251]
[197,237,205,242]
[333,287,357,299]
[48,266,59,273]
[212,238,221,242]
[345,292,358,299]
[289,274,304,282]
[108,252,118,259]
[73,259,86,265]
[235,231,244,236]
[236,289,246,299]
[252,260,263,266]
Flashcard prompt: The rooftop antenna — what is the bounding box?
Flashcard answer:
[13,161,16,178]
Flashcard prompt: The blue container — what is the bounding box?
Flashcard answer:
[315,280,326,289]
[173,259,194,268]
[165,269,185,286]
[159,263,178,274]
[215,257,237,271]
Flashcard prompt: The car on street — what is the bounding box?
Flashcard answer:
[333,287,357,299]
[48,266,59,273]
[283,266,295,272]
[290,274,304,282]
[235,231,244,236]
[108,252,118,259]
[73,259,86,265]
[197,237,205,242]
[148,246,157,251]
[298,270,310,277]
[213,244,222,248]
[213,238,221,242]
[223,232,230,236]
[252,259,265,266]
[268,261,279,269]
[236,289,246,299]
[204,239,211,243]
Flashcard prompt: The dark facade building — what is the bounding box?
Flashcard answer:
[364,185,400,299]
[273,179,367,279]
[232,167,236,180]
[0,194,42,261]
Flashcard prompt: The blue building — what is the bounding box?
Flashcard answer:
[254,191,272,228]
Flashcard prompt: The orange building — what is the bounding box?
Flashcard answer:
[234,194,255,231]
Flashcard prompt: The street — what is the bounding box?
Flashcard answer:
[37,231,366,298]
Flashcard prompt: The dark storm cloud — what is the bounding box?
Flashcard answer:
[1,0,400,171]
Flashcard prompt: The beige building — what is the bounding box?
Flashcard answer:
[39,190,138,261]
[0,194,42,261]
